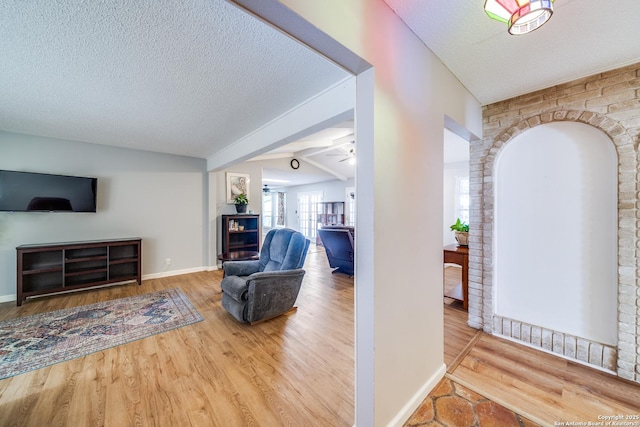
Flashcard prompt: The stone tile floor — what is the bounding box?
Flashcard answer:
[404,377,540,427]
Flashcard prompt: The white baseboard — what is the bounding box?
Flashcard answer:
[142,266,211,280]
[385,363,446,427]
[0,294,16,304]
[0,266,219,303]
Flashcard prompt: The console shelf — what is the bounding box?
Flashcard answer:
[16,238,141,306]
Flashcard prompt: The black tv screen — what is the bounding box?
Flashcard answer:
[0,170,97,212]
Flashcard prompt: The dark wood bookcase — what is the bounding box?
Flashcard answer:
[315,201,345,246]
[16,238,141,306]
[221,214,260,254]
[316,201,345,227]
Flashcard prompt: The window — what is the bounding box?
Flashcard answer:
[456,176,470,224]
[262,193,274,229]
[345,187,355,226]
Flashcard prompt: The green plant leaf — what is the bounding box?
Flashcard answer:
[450,218,469,232]
[233,193,249,205]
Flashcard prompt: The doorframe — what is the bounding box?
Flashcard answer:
[230,2,376,423]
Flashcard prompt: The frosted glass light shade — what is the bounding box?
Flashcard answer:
[484,0,554,35]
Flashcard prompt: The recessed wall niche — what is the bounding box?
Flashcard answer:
[470,63,640,382]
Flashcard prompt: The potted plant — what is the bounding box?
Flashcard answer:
[450,218,469,247]
[233,193,249,213]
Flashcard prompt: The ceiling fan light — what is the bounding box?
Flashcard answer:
[484,0,554,35]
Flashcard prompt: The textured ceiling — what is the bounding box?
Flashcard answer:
[0,0,349,159]
[5,0,639,168]
[383,0,640,105]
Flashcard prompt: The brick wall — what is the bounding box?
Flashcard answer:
[472,63,640,381]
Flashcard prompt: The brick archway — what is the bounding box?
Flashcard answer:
[470,108,638,381]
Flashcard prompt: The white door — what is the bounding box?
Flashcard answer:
[297,191,323,241]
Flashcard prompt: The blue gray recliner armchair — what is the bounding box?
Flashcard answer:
[317,226,354,276]
[221,228,310,324]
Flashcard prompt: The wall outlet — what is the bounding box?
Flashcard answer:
[165,258,171,265]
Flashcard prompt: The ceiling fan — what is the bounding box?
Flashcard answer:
[338,147,356,163]
[263,184,271,194]
[326,140,356,163]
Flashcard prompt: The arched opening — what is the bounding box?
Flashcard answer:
[495,122,618,348]
[470,107,638,376]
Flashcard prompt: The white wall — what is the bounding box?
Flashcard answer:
[0,131,208,301]
[443,161,469,246]
[495,122,618,346]
[274,1,483,425]
[282,178,355,231]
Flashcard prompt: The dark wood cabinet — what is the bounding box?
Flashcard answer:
[16,238,141,306]
[443,244,468,310]
[221,214,260,254]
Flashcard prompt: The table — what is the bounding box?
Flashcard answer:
[443,244,469,310]
[217,251,260,263]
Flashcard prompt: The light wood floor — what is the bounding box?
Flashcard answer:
[442,266,640,426]
[443,266,481,373]
[1,258,638,426]
[450,334,640,425]
[0,248,354,427]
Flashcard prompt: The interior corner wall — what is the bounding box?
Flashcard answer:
[473,63,640,382]
[208,171,218,269]
[275,0,482,425]
[0,131,208,301]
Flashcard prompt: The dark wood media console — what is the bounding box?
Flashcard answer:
[16,238,142,306]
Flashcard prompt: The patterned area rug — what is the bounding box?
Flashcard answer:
[0,288,203,379]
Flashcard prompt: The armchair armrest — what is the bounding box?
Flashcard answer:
[223,260,260,277]
[246,268,306,283]
[220,275,250,301]
[244,269,307,323]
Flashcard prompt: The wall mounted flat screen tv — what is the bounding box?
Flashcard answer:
[0,170,97,212]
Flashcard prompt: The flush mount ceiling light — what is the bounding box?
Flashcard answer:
[484,0,555,35]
